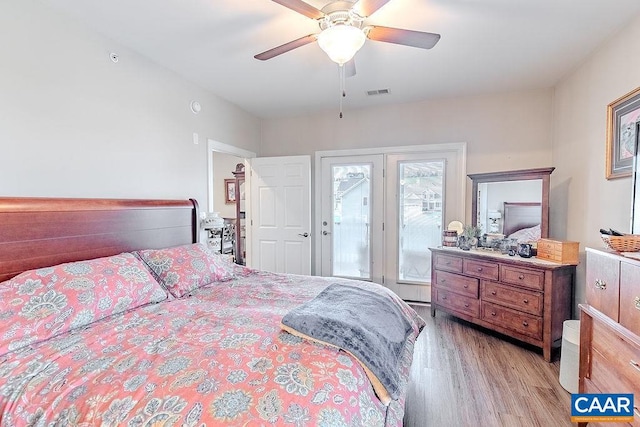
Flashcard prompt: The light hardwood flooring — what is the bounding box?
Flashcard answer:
[403,304,573,427]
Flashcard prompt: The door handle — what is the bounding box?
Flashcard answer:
[323,231,331,235]
[298,232,309,238]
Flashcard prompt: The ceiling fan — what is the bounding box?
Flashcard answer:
[254,0,441,68]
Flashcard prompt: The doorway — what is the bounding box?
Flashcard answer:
[206,139,256,264]
[315,143,466,303]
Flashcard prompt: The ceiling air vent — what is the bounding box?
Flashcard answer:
[366,88,390,96]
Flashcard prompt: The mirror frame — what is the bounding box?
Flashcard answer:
[468,167,555,238]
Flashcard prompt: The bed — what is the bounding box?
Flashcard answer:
[0,197,424,426]
[502,202,542,240]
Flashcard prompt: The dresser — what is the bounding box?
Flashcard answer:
[430,247,575,362]
[578,248,640,427]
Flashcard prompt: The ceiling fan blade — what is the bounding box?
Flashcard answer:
[254,34,318,60]
[354,0,392,17]
[366,26,441,49]
[344,58,356,78]
[270,0,324,19]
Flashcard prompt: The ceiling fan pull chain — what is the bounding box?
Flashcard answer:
[342,63,347,99]
[339,64,345,118]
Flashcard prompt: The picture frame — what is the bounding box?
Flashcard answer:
[606,86,640,180]
[630,122,640,233]
[224,179,236,204]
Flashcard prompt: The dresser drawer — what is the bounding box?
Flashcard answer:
[481,302,542,340]
[590,350,640,426]
[500,265,544,291]
[433,271,479,298]
[586,249,620,321]
[434,253,463,273]
[591,319,640,395]
[580,377,638,424]
[590,349,640,399]
[463,258,499,281]
[435,289,480,318]
[481,281,542,316]
[621,262,640,337]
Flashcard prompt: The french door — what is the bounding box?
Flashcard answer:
[384,153,452,301]
[318,146,464,302]
[319,155,384,283]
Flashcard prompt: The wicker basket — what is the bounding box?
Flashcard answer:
[601,234,640,252]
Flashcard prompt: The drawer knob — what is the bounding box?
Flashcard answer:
[491,290,497,296]
[442,295,447,300]
[522,320,529,327]
[518,274,525,280]
[635,296,640,310]
[630,360,640,373]
[523,299,529,304]
[490,311,496,316]
[594,279,607,290]
[477,267,483,272]
[464,303,469,308]
[463,284,468,289]
[440,279,446,284]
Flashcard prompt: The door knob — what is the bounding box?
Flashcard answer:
[298,232,309,238]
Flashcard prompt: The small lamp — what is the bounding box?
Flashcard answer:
[488,210,502,233]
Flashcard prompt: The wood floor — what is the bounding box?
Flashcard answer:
[403,304,573,427]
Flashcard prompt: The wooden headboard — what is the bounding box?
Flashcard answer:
[502,202,541,237]
[0,197,199,282]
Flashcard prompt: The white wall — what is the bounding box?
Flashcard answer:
[262,88,554,224]
[0,1,260,211]
[552,14,640,314]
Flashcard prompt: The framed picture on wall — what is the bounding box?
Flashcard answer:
[631,122,640,233]
[224,179,236,204]
[606,86,640,180]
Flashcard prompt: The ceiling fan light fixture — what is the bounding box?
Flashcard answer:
[317,24,366,65]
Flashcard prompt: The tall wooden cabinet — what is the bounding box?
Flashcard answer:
[430,247,575,361]
[578,248,640,426]
[232,163,246,265]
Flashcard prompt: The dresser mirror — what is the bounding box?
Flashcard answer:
[468,167,554,239]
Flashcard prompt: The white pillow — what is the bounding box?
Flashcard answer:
[507,224,541,243]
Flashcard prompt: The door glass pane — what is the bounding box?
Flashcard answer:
[332,164,371,279]
[398,160,444,282]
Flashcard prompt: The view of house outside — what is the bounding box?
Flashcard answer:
[332,166,371,278]
[331,160,444,282]
[398,160,444,282]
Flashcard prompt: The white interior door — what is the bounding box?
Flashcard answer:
[248,156,311,274]
[319,155,384,283]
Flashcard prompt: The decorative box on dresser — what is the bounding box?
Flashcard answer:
[578,248,640,427]
[430,247,576,362]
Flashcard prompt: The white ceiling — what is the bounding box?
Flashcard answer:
[42,0,640,119]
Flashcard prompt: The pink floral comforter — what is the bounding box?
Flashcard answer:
[0,268,424,426]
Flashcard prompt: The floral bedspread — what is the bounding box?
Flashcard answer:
[0,268,424,426]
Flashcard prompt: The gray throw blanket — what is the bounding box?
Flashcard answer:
[281,283,414,404]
